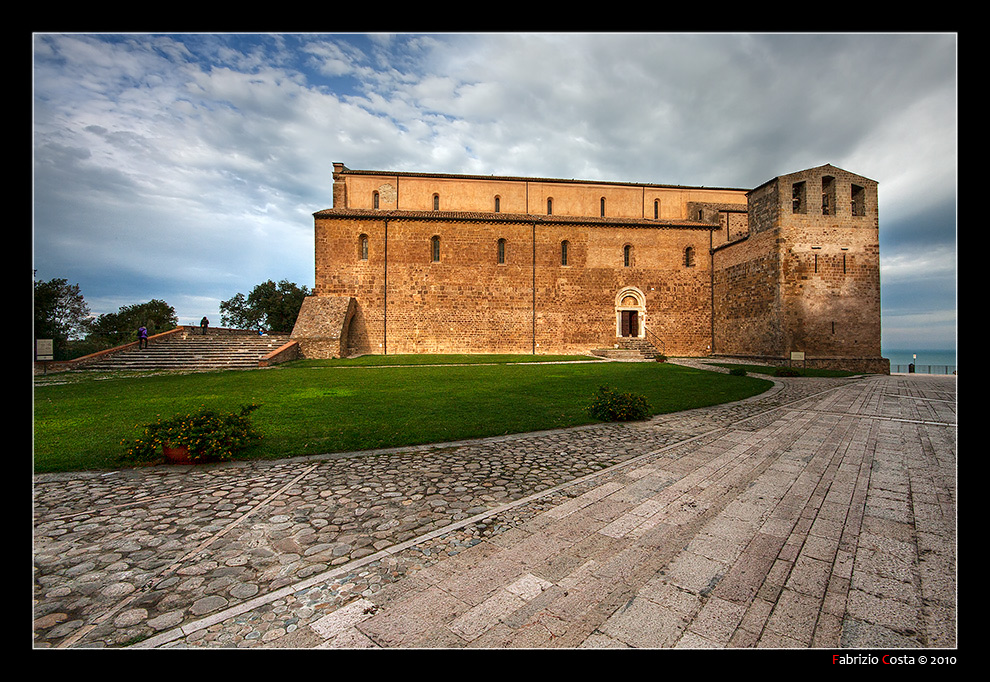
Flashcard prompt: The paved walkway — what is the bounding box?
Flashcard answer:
[33,368,957,649]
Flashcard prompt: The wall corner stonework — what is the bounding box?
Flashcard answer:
[290,295,356,359]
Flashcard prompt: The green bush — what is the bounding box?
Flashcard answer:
[728,367,747,376]
[587,385,651,422]
[774,367,801,377]
[122,404,262,463]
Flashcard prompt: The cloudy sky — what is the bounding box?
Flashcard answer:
[32,33,957,352]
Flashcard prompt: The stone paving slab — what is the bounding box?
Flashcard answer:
[33,368,956,649]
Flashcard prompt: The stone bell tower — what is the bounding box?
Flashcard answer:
[713,164,888,373]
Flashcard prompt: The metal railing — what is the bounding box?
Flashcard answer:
[891,364,957,375]
[643,327,665,355]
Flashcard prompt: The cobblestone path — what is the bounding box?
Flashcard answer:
[33,368,956,649]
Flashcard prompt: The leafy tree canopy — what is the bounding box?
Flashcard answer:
[220,279,311,333]
[34,276,92,359]
[88,299,178,346]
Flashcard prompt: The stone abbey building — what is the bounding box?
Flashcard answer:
[290,162,889,374]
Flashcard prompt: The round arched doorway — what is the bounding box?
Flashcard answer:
[615,287,646,338]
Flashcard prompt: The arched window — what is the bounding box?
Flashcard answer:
[684,246,695,267]
[494,196,501,213]
[431,235,441,262]
[373,192,380,209]
[433,194,440,211]
[359,234,369,261]
[497,238,506,264]
[623,244,633,267]
[600,197,606,217]
[547,197,553,215]
[654,199,660,220]
[561,240,569,266]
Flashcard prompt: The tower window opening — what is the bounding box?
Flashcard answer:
[821,176,835,215]
[851,184,865,216]
[792,181,806,214]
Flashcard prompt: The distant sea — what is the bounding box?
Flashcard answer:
[883,349,957,372]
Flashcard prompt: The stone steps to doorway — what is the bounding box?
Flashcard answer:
[590,337,664,361]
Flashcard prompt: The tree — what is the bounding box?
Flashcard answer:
[34,276,92,360]
[88,299,178,347]
[220,279,311,333]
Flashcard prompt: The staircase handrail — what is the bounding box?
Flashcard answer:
[643,326,665,355]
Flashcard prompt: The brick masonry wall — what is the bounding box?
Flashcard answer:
[311,165,887,372]
[712,228,782,356]
[313,215,715,357]
[291,295,356,358]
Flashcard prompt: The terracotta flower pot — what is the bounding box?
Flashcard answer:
[163,445,193,464]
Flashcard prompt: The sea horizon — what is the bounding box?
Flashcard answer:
[882,348,957,370]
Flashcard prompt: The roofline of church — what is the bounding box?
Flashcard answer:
[333,164,750,194]
[312,207,720,229]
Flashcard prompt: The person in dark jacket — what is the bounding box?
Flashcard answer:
[138,325,149,349]
[200,317,209,335]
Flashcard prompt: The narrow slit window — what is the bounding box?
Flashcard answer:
[684,246,695,267]
[359,234,369,260]
[433,194,440,211]
[547,197,553,215]
[624,244,632,267]
[497,238,506,264]
[431,235,441,262]
[561,240,569,266]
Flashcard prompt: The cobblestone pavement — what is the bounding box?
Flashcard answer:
[33,365,956,649]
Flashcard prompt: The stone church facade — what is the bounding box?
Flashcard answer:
[291,162,888,374]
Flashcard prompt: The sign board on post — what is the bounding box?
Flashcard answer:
[790,351,805,368]
[36,339,53,361]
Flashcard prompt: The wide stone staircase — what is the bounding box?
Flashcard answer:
[590,337,665,361]
[81,329,292,372]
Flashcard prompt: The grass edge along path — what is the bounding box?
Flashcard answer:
[34,359,773,474]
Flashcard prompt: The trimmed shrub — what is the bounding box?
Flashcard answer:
[122,404,262,463]
[774,367,801,377]
[587,385,651,422]
[728,367,747,376]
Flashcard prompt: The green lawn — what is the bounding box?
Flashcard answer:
[33,358,773,473]
[298,353,605,366]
